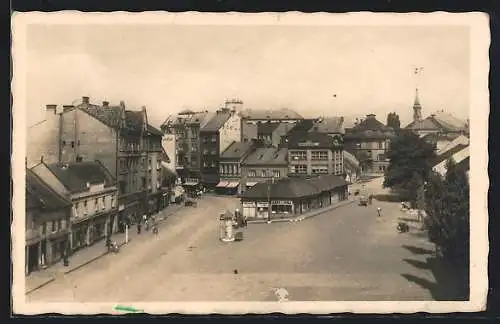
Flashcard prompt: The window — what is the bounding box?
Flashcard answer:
[378,141,384,149]
[62,140,66,146]
[291,165,307,174]
[40,223,46,235]
[377,154,386,161]
[51,220,57,232]
[273,170,280,178]
[211,136,217,142]
[102,197,106,209]
[220,165,225,174]
[312,165,329,174]
[289,151,307,161]
[248,169,257,177]
[71,141,75,148]
[210,149,217,155]
[311,151,328,160]
[261,170,267,177]
[203,149,209,155]
[111,196,116,208]
[211,161,217,168]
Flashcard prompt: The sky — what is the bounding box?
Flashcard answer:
[25,24,470,128]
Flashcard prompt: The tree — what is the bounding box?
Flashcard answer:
[383,130,436,204]
[424,158,469,265]
[386,112,401,131]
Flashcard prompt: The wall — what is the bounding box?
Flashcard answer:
[27,108,61,168]
[72,187,118,220]
[288,148,344,176]
[272,123,293,147]
[161,134,176,170]
[60,109,118,177]
[242,122,258,143]
[241,165,288,184]
[30,163,70,197]
[219,113,242,154]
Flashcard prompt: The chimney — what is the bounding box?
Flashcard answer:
[82,96,90,104]
[102,101,109,107]
[46,104,57,115]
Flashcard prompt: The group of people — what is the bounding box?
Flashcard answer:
[136,214,159,235]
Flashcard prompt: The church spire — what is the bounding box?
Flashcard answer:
[412,87,423,122]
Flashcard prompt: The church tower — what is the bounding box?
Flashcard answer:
[412,88,423,122]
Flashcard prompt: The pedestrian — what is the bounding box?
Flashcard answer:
[368,194,373,205]
[377,207,382,217]
[137,222,142,234]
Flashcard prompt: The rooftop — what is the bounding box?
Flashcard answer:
[240,174,347,200]
[433,144,469,166]
[405,111,468,133]
[257,122,282,135]
[220,141,255,159]
[26,169,72,210]
[201,111,232,132]
[242,147,288,166]
[311,117,345,134]
[241,108,303,120]
[46,161,116,194]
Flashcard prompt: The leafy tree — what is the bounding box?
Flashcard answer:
[384,130,436,204]
[386,112,401,131]
[424,158,469,265]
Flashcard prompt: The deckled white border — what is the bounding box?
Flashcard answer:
[11,11,489,314]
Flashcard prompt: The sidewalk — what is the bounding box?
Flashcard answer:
[25,204,184,295]
[247,198,356,224]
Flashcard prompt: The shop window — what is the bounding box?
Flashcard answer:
[311,151,328,161]
[248,169,257,177]
[272,204,292,214]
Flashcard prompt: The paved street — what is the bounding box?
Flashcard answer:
[27,178,441,302]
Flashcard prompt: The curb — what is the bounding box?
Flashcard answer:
[247,200,356,224]
[25,277,56,295]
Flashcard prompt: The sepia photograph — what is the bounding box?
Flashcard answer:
[11,12,489,314]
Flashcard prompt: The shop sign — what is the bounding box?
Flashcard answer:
[256,202,269,208]
[118,205,125,211]
[271,200,293,205]
[242,202,255,208]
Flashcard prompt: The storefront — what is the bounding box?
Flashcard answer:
[25,241,40,275]
[215,180,240,195]
[240,175,348,221]
[71,219,90,252]
[118,192,145,226]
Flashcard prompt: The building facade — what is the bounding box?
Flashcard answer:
[256,122,293,147]
[160,110,212,189]
[27,97,167,226]
[31,160,119,253]
[285,132,344,177]
[239,175,348,220]
[26,169,72,275]
[218,140,256,195]
[200,109,242,189]
[240,147,289,192]
[344,114,395,174]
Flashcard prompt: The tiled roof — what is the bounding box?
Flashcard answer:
[240,174,347,199]
[351,115,391,132]
[437,135,470,156]
[46,161,116,194]
[241,108,303,120]
[242,147,288,166]
[80,104,123,129]
[26,169,72,210]
[286,132,342,149]
[220,141,254,159]
[257,122,282,135]
[406,112,467,133]
[311,117,344,134]
[405,118,442,131]
[201,112,231,132]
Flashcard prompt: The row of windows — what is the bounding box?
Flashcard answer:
[202,136,218,143]
[289,164,344,175]
[355,141,387,150]
[289,151,336,161]
[220,164,240,175]
[247,169,281,178]
[74,195,116,217]
[39,219,68,235]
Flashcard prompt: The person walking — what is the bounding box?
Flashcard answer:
[377,207,382,217]
[137,222,142,234]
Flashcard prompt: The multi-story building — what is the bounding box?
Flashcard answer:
[31,160,119,252]
[200,108,242,189]
[218,140,257,195]
[26,168,72,274]
[160,110,212,189]
[285,132,344,177]
[240,147,289,192]
[344,114,395,174]
[27,97,167,225]
[256,122,294,147]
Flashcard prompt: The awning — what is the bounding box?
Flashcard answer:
[184,181,199,186]
[226,181,239,188]
[216,181,229,188]
[246,182,258,187]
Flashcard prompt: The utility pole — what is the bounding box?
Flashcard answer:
[267,177,274,223]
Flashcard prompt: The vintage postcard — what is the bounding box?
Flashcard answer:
[11,11,489,314]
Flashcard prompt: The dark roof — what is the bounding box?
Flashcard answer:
[257,122,281,135]
[241,147,288,166]
[240,174,347,199]
[220,141,254,160]
[125,110,144,133]
[26,169,72,210]
[286,132,342,149]
[351,115,392,132]
[311,117,344,134]
[405,112,467,132]
[46,161,116,194]
[201,112,231,132]
[455,156,470,174]
[80,104,123,129]
[146,124,163,137]
[433,144,469,166]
